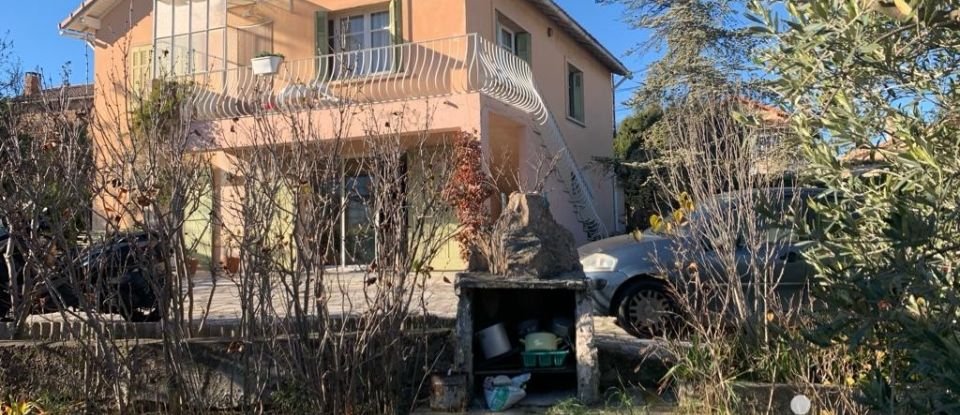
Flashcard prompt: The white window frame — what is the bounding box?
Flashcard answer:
[152,0,229,77]
[329,8,393,76]
[498,24,516,55]
[566,61,586,126]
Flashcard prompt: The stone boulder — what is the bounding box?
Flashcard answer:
[486,192,583,278]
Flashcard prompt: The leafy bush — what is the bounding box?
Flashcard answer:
[752,0,960,411]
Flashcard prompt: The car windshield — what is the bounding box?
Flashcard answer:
[682,188,825,243]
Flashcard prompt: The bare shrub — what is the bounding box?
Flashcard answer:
[644,94,865,413]
[2,34,459,412]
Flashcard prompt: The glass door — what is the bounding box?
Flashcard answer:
[343,174,376,265]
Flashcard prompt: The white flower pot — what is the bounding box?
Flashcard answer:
[251,56,283,75]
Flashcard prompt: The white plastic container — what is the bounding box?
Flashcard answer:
[251,55,283,75]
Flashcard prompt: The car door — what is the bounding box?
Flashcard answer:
[765,189,817,310]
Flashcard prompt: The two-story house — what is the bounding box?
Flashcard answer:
[60,0,628,270]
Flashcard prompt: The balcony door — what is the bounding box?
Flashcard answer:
[302,157,407,268]
[328,10,394,76]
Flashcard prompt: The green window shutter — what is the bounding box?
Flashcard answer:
[389,0,403,44]
[315,10,329,77]
[516,32,532,64]
[390,0,403,72]
[568,66,584,122]
[575,72,585,121]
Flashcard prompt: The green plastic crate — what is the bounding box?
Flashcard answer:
[520,350,570,368]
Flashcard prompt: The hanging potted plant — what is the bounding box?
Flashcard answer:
[251,51,285,75]
[185,247,200,277]
[224,244,241,274]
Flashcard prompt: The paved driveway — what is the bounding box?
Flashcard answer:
[182,270,461,320]
[16,270,657,356]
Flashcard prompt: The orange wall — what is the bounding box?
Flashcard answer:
[466,0,619,240]
[89,0,154,230]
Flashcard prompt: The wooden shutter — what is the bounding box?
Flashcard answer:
[389,0,403,44]
[315,10,329,77]
[130,46,153,96]
[516,32,532,64]
[390,0,403,72]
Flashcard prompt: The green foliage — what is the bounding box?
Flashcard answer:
[600,0,762,107]
[753,0,960,411]
[254,51,285,59]
[614,106,664,158]
[131,79,189,141]
[0,398,42,415]
[608,107,670,230]
[128,79,191,211]
[546,390,649,415]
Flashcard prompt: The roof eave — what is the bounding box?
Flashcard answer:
[528,0,630,76]
[60,0,96,32]
[60,0,124,33]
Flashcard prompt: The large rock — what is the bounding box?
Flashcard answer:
[486,193,583,278]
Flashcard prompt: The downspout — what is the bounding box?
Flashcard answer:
[611,72,632,234]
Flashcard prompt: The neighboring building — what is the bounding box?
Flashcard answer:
[14,72,93,122]
[6,73,94,234]
[60,0,628,270]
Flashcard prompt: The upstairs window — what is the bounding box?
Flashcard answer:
[154,0,228,76]
[567,63,585,124]
[328,9,393,75]
[496,14,531,64]
[498,25,516,55]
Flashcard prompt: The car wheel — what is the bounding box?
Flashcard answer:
[616,281,680,338]
[115,267,164,322]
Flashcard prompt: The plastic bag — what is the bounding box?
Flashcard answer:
[483,373,531,411]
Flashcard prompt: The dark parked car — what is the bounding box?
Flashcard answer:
[0,227,169,322]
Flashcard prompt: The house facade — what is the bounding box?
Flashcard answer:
[60,0,628,270]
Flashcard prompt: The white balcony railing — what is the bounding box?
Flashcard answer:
[178,33,547,122]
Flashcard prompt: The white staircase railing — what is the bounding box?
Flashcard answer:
[538,110,607,241]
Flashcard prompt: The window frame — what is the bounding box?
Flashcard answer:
[328,7,394,76]
[152,0,229,76]
[566,62,586,126]
[498,24,516,55]
[330,9,391,52]
[494,12,531,64]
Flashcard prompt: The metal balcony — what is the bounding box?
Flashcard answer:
[177,33,548,122]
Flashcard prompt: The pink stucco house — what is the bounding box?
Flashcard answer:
[60,0,628,270]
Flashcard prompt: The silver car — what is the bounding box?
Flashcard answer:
[578,188,822,338]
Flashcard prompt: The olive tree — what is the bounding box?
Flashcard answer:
[752,0,960,411]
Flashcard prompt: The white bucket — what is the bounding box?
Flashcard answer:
[476,323,511,359]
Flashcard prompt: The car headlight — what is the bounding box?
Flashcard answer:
[580,253,618,272]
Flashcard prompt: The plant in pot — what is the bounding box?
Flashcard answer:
[185,247,200,277]
[224,245,241,274]
[251,51,284,75]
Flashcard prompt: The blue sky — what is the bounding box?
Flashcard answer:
[0,0,652,119]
